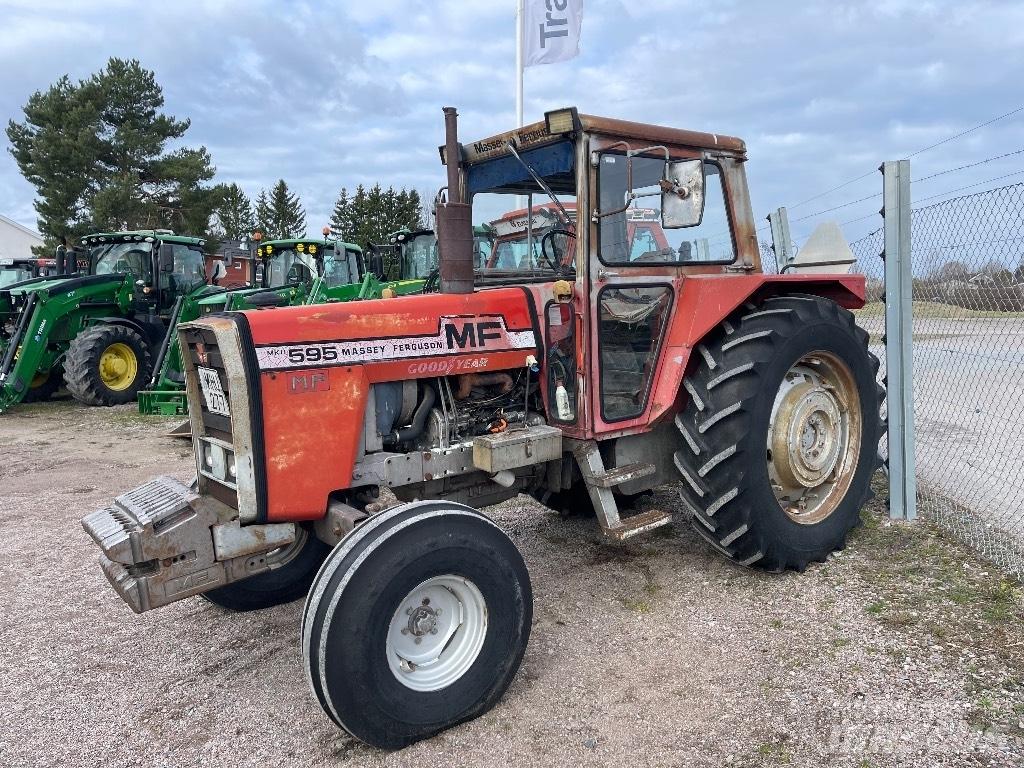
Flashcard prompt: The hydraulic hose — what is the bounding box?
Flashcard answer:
[386,383,436,446]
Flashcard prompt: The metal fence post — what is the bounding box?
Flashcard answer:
[882,160,917,521]
[766,207,794,271]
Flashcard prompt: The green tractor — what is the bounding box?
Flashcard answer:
[138,235,432,416]
[374,225,495,290]
[0,230,210,412]
[0,255,57,287]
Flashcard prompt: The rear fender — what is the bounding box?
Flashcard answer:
[644,273,866,428]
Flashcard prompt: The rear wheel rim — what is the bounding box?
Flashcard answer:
[767,351,862,525]
[385,575,488,692]
[99,342,138,391]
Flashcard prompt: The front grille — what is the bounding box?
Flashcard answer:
[182,327,232,443]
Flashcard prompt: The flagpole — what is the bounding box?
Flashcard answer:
[515,0,525,211]
[515,0,524,130]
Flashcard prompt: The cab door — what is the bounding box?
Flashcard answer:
[586,141,722,435]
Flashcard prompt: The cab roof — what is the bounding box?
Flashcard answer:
[455,110,746,165]
[259,238,361,253]
[80,230,205,247]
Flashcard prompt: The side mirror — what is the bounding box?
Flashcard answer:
[661,159,705,229]
[211,261,228,283]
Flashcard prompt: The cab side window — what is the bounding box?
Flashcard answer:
[169,244,206,292]
[598,156,735,264]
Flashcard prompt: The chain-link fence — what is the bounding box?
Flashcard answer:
[849,183,1024,576]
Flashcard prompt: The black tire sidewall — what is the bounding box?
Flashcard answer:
[203,527,330,612]
[317,515,532,749]
[740,315,879,559]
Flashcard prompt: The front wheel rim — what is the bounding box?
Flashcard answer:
[767,351,862,525]
[385,575,488,692]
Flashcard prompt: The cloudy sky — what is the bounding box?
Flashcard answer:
[1,0,1023,248]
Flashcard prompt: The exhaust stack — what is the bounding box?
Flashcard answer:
[437,107,474,294]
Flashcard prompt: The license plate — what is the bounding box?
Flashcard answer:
[197,366,230,417]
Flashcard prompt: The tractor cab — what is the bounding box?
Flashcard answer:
[0,256,46,288]
[84,231,208,313]
[256,238,363,290]
[375,226,495,284]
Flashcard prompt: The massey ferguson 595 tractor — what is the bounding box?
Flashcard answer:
[84,107,882,749]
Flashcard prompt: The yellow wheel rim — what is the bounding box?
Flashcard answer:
[30,370,49,389]
[99,342,138,391]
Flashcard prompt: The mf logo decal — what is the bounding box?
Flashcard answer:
[288,372,330,394]
[255,315,536,371]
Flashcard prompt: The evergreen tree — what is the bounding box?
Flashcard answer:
[213,183,255,240]
[328,184,424,252]
[255,180,305,240]
[7,58,219,250]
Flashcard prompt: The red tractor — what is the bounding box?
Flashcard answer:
[84,107,882,749]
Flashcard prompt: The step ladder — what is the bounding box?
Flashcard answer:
[571,440,672,541]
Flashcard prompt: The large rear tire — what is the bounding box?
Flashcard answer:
[302,500,532,749]
[674,295,883,572]
[64,324,153,406]
[203,525,330,611]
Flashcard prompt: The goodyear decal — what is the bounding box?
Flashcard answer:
[255,315,536,371]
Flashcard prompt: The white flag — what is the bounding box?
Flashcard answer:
[522,0,583,67]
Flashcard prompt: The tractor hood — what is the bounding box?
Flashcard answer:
[237,288,538,373]
[0,273,125,299]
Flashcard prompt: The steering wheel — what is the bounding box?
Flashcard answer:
[540,229,575,272]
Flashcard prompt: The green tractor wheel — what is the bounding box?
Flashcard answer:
[64,325,153,406]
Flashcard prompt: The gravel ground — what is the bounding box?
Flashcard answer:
[2,399,1023,768]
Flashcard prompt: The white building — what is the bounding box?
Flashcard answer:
[0,214,44,260]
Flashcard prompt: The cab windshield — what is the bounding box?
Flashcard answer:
[322,248,362,287]
[403,234,437,280]
[263,249,317,288]
[93,242,153,281]
[467,138,576,278]
[0,266,34,287]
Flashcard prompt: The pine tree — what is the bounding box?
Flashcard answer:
[213,183,255,240]
[327,184,425,252]
[255,180,305,240]
[7,58,220,250]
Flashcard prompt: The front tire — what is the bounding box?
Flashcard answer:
[23,364,63,402]
[64,324,153,406]
[302,501,532,749]
[203,525,330,611]
[674,295,883,572]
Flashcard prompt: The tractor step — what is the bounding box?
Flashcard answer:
[570,440,673,542]
[589,462,656,489]
[601,508,673,541]
[81,475,292,613]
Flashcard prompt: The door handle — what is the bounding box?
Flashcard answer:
[597,269,620,281]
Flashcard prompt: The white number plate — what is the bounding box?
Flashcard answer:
[197,366,230,417]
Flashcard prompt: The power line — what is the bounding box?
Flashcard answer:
[790,191,880,224]
[907,105,1024,159]
[914,148,1024,184]
[786,170,877,212]
[913,169,1024,206]
[782,103,1024,212]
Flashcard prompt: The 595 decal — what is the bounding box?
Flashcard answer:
[287,345,339,364]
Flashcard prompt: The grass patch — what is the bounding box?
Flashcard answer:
[856,300,1024,319]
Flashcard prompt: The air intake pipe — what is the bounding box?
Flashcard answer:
[437,106,474,294]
